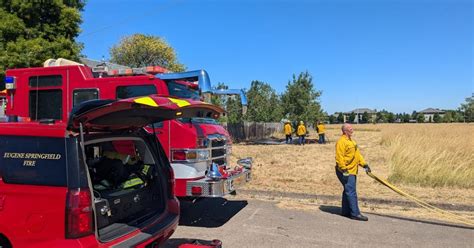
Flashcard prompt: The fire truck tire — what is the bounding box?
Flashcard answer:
[0,234,12,248]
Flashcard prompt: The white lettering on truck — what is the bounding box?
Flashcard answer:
[3,152,61,167]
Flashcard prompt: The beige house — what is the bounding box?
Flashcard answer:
[419,108,445,122]
[343,108,377,123]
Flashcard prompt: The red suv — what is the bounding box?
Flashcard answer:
[0,95,222,248]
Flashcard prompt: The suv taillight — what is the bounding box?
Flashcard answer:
[65,188,93,239]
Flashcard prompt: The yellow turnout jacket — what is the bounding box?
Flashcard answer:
[335,134,367,175]
[297,124,306,136]
[317,124,325,134]
[284,123,292,135]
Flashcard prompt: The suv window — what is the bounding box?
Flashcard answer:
[73,89,99,106]
[29,89,62,120]
[116,85,157,100]
[0,136,70,186]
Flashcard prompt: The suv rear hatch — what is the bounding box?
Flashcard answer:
[68,96,222,242]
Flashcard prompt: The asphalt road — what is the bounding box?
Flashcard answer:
[163,197,474,248]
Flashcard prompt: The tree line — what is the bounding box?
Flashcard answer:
[212,71,325,124]
[329,106,472,124]
[328,93,474,123]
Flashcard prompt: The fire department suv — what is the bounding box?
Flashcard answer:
[0,95,222,247]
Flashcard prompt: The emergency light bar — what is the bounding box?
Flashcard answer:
[107,66,168,76]
[4,76,16,90]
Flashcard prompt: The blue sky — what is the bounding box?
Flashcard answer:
[78,0,473,114]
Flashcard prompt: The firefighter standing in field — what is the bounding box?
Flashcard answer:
[316,121,326,144]
[335,123,371,221]
[284,121,293,144]
[297,121,306,145]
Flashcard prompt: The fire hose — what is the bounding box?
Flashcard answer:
[365,171,474,227]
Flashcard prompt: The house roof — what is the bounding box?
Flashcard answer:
[419,108,445,114]
[346,108,376,114]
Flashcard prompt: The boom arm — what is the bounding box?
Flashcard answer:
[211,89,248,106]
[155,70,212,94]
[155,70,248,106]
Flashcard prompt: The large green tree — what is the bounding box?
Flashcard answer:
[0,1,85,87]
[281,71,323,122]
[226,95,243,124]
[110,34,185,72]
[245,80,283,122]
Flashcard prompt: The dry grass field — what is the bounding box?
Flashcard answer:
[230,123,474,224]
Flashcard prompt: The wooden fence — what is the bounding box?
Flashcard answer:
[222,122,282,141]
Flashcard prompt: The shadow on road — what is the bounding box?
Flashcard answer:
[179,197,248,228]
[319,205,342,216]
[163,238,221,248]
[319,205,474,230]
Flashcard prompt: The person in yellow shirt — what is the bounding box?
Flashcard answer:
[316,121,326,144]
[296,121,306,145]
[283,121,293,144]
[335,123,371,221]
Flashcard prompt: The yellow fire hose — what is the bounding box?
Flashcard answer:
[366,171,474,227]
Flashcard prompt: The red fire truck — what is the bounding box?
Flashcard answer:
[4,59,252,198]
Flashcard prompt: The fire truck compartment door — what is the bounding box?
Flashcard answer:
[67,95,223,132]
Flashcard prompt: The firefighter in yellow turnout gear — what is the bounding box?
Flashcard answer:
[284,121,293,144]
[297,121,306,145]
[316,121,326,144]
[335,123,371,221]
